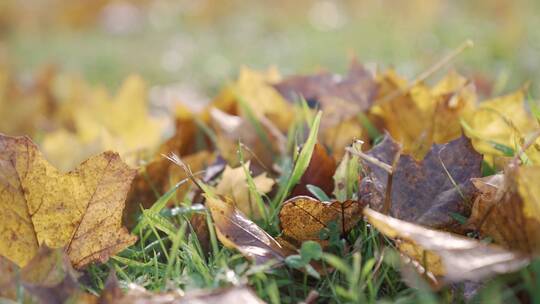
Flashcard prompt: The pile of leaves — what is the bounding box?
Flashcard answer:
[1,54,540,303]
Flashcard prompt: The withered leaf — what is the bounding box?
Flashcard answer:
[100,273,265,304]
[233,66,293,131]
[41,75,169,171]
[19,247,86,304]
[360,134,482,231]
[180,286,266,304]
[205,194,292,265]
[290,143,336,198]
[279,196,364,246]
[469,167,540,255]
[364,207,530,284]
[371,70,476,158]
[124,104,212,227]
[274,60,377,115]
[0,134,137,269]
[1,246,90,304]
[210,108,278,168]
[0,255,18,300]
[274,62,377,159]
[464,88,535,162]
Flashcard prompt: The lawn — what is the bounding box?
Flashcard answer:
[1,1,540,303]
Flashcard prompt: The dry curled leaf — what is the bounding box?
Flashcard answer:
[215,161,274,219]
[0,246,92,304]
[364,207,530,285]
[100,273,265,304]
[360,134,482,231]
[279,196,365,246]
[179,286,266,304]
[205,194,292,265]
[0,134,137,269]
[290,143,336,198]
[469,166,540,255]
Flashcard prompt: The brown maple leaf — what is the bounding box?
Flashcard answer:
[360,134,482,231]
[273,60,378,115]
[279,196,365,246]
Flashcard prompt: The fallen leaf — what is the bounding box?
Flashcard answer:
[322,116,369,160]
[432,82,476,144]
[370,71,435,157]
[463,88,540,165]
[123,103,213,226]
[233,66,293,131]
[290,143,336,198]
[19,247,87,304]
[274,61,377,159]
[179,286,266,304]
[100,273,265,304]
[360,134,482,231]
[364,207,530,284]
[279,196,364,246]
[371,70,476,158]
[469,167,540,255]
[210,107,277,167]
[274,61,377,115]
[42,75,170,171]
[1,246,92,304]
[205,194,291,265]
[215,161,274,219]
[0,255,18,300]
[0,66,62,137]
[0,134,137,269]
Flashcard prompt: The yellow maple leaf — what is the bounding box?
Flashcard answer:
[372,70,476,158]
[233,66,294,131]
[41,75,169,171]
[0,134,137,269]
[464,88,540,164]
[215,161,274,219]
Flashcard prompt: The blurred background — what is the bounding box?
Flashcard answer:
[1,0,539,96]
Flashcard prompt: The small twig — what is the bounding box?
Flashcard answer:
[162,153,205,192]
[345,146,393,174]
[377,39,474,106]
